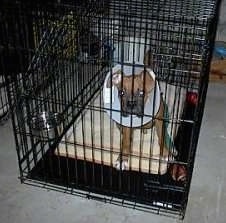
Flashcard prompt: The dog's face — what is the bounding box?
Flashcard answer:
[107,70,155,117]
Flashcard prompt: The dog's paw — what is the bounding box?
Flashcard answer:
[161,148,178,160]
[171,149,178,157]
[115,160,128,171]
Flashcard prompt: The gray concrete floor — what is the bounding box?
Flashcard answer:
[0,83,226,223]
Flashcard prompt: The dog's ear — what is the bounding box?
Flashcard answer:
[143,50,154,68]
[106,70,122,88]
[140,70,155,92]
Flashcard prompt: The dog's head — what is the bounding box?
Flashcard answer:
[107,69,155,117]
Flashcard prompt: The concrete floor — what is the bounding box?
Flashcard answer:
[0,83,226,223]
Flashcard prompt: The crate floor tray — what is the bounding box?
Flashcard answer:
[28,152,185,215]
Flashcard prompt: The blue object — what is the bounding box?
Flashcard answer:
[214,46,226,58]
[163,102,176,154]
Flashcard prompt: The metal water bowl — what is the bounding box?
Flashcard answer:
[30,112,64,141]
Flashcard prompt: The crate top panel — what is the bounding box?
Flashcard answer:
[2,0,219,20]
[108,0,219,21]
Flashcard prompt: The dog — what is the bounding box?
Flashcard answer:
[107,51,187,182]
[107,65,172,171]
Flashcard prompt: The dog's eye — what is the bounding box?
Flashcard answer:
[138,90,145,96]
[119,90,126,96]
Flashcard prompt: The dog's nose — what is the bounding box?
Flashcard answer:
[127,100,137,108]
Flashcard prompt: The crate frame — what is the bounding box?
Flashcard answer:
[0,0,222,219]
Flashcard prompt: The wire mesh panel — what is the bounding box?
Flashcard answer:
[0,75,9,123]
[0,0,222,219]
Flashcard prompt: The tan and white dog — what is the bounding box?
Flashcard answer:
[107,52,170,170]
[107,51,186,182]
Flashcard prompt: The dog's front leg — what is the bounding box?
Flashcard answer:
[115,126,133,170]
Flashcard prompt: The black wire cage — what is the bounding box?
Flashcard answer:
[0,0,222,219]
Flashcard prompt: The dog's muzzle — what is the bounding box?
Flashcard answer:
[127,100,137,109]
[121,97,144,117]
[118,89,146,117]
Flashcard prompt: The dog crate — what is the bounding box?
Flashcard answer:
[1,0,221,219]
